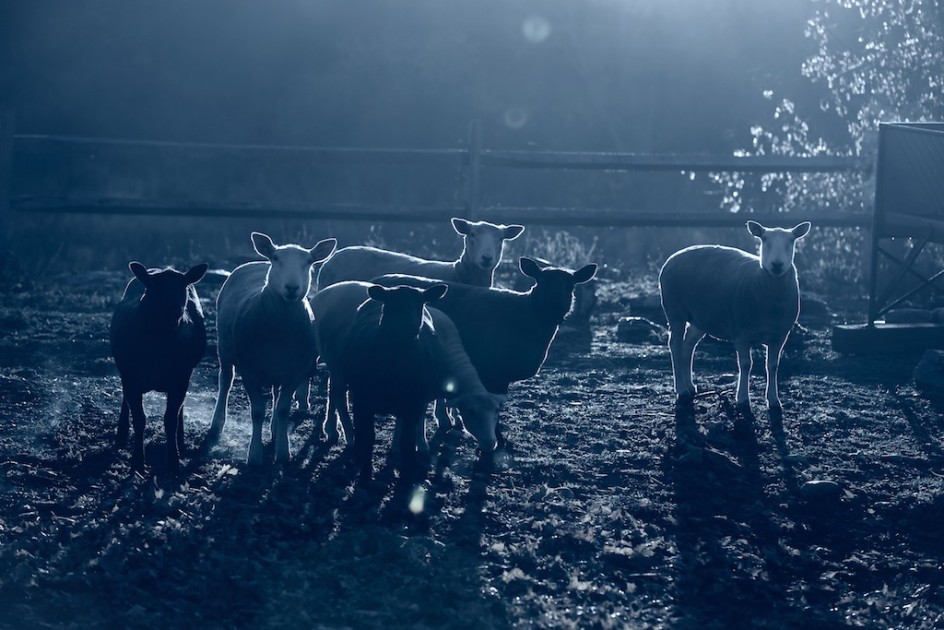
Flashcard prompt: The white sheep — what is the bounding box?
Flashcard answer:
[312,281,505,482]
[315,218,525,290]
[110,262,208,474]
[659,220,811,414]
[209,231,337,465]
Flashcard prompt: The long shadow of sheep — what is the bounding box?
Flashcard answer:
[666,401,851,629]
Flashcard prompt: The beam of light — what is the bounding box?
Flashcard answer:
[522,15,551,43]
[408,485,426,514]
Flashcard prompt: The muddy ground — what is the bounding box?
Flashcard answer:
[1,267,943,629]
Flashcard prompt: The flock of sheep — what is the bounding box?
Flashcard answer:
[109,217,812,482]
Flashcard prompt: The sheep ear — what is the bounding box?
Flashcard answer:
[451,217,472,235]
[366,285,388,301]
[310,238,337,264]
[423,284,448,303]
[792,222,812,239]
[251,232,277,259]
[503,225,525,241]
[183,263,209,285]
[129,262,151,285]
[746,221,766,238]
[573,263,597,284]
[519,257,542,279]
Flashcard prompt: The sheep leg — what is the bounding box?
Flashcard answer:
[352,398,376,482]
[272,385,295,464]
[116,395,130,449]
[245,383,269,467]
[163,386,186,474]
[126,391,147,472]
[669,322,704,404]
[734,339,753,411]
[176,405,185,455]
[398,408,425,482]
[209,362,235,441]
[765,336,788,413]
[433,398,453,431]
[324,375,354,446]
[294,378,311,415]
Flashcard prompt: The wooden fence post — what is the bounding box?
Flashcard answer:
[0,108,13,246]
[464,119,482,219]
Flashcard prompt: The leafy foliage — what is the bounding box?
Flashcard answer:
[711,0,944,288]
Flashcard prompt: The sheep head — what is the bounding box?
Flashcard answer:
[452,218,525,272]
[252,232,337,303]
[446,392,506,452]
[520,257,597,324]
[129,262,208,326]
[747,221,812,277]
[366,283,448,339]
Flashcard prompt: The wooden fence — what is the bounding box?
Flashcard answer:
[0,112,873,240]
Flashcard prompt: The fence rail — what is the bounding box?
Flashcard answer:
[0,114,874,234]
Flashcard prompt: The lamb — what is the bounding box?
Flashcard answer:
[658,220,812,415]
[374,257,597,442]
[110,261,209,474]
[312,281,505,482]
[208,231,336,465]
[315,218,525,290]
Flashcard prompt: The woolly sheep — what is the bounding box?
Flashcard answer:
[315,218,525,290]
[375,257,598,443]
[110,261,209,474]
[659,220,812,414]
[312,280,504,451]
[313,281,505,481]
[209,232,337,465]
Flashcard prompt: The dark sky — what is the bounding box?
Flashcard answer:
[0,0,827,153]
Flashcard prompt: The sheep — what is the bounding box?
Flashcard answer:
[312,281,505,482]
[208,232,337,466]
[374,257,598,443]
[110,261,209,474]
[315,218,525,290]
[304,217,523,422]
[658,220,812,415]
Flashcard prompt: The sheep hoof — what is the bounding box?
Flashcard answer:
[130,455,145,474]
[674,393,696,413]
[768,405,784,423]
[735,402,756,421]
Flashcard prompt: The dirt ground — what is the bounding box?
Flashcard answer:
[1,266,943,629]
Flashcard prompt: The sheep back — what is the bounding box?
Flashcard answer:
[317,246,458,290]
[373,275,556,393]
[313,281,443,414]
[110,277,206,393]
[659,245,800,343]
[217,261,318,387]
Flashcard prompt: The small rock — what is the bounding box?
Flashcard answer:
[631,294,664,318]
[914,349,944,398]
[616,317,666,345]
[799,479,842,501]
[884,308,933,324]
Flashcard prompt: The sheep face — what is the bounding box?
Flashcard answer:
[366,284,448,339]
[447,392,506,452]
[520,257,598,323]
[129,262,208,327]
[747,221,811,277]
[251,232,337,302]
[452,218,525,271]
